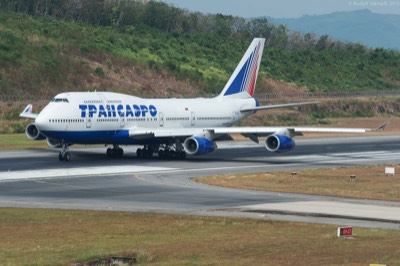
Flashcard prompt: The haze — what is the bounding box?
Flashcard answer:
[161,0,400,18]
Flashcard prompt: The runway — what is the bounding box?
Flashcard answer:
[1,135,400,230]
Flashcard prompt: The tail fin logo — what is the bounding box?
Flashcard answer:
[24,104,33,114]
[220,38,265,98]
[244,42,261,96]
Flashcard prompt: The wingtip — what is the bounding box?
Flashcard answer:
[22,104,32,113]
[374,120,390,131]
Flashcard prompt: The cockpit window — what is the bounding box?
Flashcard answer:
[51,98,69,103]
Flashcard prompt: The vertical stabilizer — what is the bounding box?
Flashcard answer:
[218,38,265,99]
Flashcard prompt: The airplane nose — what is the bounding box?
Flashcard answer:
[35,113,47,130]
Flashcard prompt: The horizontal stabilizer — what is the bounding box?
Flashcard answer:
[19,104,38,119]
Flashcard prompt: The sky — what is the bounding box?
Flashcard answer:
[160,0,400,18]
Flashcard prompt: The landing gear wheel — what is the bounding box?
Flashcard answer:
[106,148,112,158]
[58,151,70,162]
[58,142,70,162]
[158,149,165,159]
[137,147,154,159]
[117,148,124,158]
[144,148,153,158]
[64,152,71,162]
[157,149,187,160]
[106,147,124,159]
[137,148,143,158]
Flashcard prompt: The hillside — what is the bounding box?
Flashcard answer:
[0,2,400,98]
[272,9,400,50]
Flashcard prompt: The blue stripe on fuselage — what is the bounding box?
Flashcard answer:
[40,130,174,145]
[41,130,132,144]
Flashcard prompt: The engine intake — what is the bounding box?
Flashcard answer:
[25,123,45,140]
[265,134,295,153]
[183,136,215,155]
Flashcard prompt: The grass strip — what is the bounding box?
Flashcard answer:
[0,208,399,265]
[195,165,400,202]
[0,134,48,150]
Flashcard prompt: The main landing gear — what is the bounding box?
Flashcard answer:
[158,148,186,160]
[136,146,154,159]
[106,145,124,159]
[107,144,187,160]
[57,143,187,161]
[58,143,70,162]
[147,142,187,160]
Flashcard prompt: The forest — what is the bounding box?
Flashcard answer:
[0,0,400,97]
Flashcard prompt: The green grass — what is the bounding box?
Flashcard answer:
[0,10,400,97]
[195,165,400,201]
[0,134,47,150]
[0,208,399,265]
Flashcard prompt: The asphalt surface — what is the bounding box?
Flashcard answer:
[1,135,400,230]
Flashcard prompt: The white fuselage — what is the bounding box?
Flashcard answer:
[35,91,257,144]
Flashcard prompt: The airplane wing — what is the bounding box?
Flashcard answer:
[19,104,38,119]
[128,121,389,141]
[212,121,388,143]
[129,128,199,139]
[213,126,371,135]
[240,101,319,112]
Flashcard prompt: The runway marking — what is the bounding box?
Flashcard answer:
[329,151,391,157]
[142,163,301,176]
[0,166,177,181]
[2,150,400,182]
[240,201,400,222]
[281,151,400,163]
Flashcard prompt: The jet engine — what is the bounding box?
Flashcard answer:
[25,123,45,140]
[183,136,216,155]
[265,134,295,153]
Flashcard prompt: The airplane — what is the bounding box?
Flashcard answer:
[20,38,387,162]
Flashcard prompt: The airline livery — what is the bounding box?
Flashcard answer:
[20,38,386,161]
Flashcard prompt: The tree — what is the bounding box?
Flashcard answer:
[213,13,234,37]
[248,18,273,40]
[315,35,329,51]
[270,25,288,49]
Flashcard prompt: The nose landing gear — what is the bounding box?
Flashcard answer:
[58,142,70,162]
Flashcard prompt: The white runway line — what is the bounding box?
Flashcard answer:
[0,166,177,181]
[241,201,400,221]
[280,151,400,163]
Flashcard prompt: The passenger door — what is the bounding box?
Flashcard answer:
[191,112,195,126]
[159,112,164,127]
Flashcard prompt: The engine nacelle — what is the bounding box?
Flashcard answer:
[265,134,295,153]
[46,138,62,148]
[183,136,216,155]
[25,123,45,140]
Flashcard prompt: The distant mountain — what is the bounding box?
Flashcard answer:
[272,9,400,50]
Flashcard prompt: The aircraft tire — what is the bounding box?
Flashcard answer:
[136,148,143,158]
[117,148,124,158]
[106,148,112,158]
[145,148,153,158]
[158,150,165,159]
[64,153,71,162]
